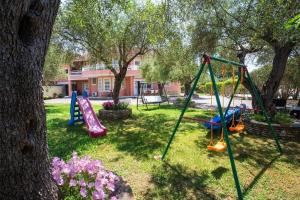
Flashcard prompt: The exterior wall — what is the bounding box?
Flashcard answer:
[75,80,88,95]
[43,85,65,98]
[67,54,181,97]
[89,78,98,96]
[165,82,181,96]
[70,77,181,97]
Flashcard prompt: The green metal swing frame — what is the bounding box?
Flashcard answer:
[161,54,282,200]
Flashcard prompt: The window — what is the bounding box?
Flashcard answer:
[111,79,114,90]
[98,78,102,92]
[83,83,89,92]
[92,78,97,85]
[135,61,141,66]
[112,59,118,68]
[104,79,110,91]
[147,83,153,89]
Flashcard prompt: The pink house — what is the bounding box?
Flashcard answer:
[67,55,181,97]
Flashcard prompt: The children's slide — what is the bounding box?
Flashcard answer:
[77,96,107,137]
[203,107,241,130]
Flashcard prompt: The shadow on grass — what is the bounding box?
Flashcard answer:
[106,112,199,160]
[144,162,216,200]
[47,117,107,159]
[211,167,229,180]
[243,154,281,197]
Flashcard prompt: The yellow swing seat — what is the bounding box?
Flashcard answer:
[207,141,227,152]
[235,123,245,133]
[229,122,245,133]
[229,126,236,132]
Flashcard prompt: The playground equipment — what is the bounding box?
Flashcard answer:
[228,66,245,133]
[161,54,282,200]
[136,81,169,110]
[68,91,107,137]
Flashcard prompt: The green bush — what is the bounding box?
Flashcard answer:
[273,112,292,124]
[175,98,196,107]
[58,93,64,98]
[113,102,129,110]
[251,112,292,124]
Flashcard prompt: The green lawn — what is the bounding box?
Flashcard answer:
[46,104,300,200]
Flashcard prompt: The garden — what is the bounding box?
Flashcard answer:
[1,0,300,199]
[47,103,300,200]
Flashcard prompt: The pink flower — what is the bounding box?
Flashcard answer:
[51,152,120,199]
[103,101,114,110]
[107,182,115,191]
[92,190,105,200]
[94,180,103,192]
[88,182,94,188]
[79,179,86,187]
[80,187,87,198]
[69,179,77,187]
[110,196,118,200]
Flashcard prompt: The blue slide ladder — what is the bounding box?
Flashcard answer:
[68,91,88,125]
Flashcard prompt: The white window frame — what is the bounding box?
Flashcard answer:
[112,59,119,69]
[104,79,111,92]
[98,78,102,93]
[83,82,89,92]
[111,78,114,90]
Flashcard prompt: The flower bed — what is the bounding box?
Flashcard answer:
[99,102,132,120]
[52,152,133,200]
[99,109,132,120]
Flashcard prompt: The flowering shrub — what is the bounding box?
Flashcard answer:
[102,102,129,110]
[102,102,114,110]
[52,152,119,200]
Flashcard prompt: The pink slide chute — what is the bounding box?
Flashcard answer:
[77,97,107,137]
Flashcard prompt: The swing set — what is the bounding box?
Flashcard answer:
[161,54,282,200]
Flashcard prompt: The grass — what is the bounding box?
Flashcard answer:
[46,103,300,200]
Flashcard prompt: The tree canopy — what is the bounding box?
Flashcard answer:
[59,0,167,103]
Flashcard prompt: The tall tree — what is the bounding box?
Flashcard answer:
[190,0,300,115]
[140,55,172,96]
[43,42,71,85]
[59,0,166,104]
[0,0,60,199]
[169,46,198,96]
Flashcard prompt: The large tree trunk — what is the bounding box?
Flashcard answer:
[184,82,192,96]
[157,82,165,96]
[261,44,294,116]
[112,67,128,104]
[0,1,60,199]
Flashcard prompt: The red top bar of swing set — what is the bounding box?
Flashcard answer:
[203,54,247,68]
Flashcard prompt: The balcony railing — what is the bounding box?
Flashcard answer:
[70,70,82,75]
[82,64,107,71]
[81,64,140,71]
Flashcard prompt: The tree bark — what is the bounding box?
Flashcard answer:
[261,44,294,116]
[157,83,165,96]
[112,66,128,104]
[184,82,192,96]
[0,1,60,199]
